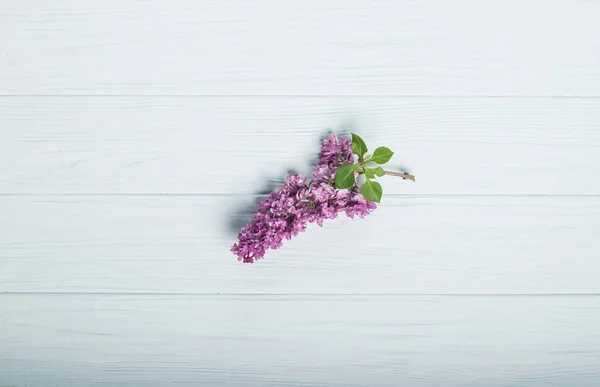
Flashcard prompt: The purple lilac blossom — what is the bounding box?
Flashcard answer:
[231,134,377,264]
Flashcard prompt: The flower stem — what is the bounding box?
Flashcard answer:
[383,170,415,181]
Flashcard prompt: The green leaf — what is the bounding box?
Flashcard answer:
[360,180,383,203]
[364,167,375,179]
[373,166,385,177]
[371,146,394,164]
[351,133,368,158]
[334,163,356,189]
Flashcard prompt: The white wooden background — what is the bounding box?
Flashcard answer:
[2,1,600,386]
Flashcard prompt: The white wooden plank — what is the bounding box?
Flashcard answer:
[2,0,599,96]
[1,294,599,386]
[1,96,599,195]
[1,195,599,294]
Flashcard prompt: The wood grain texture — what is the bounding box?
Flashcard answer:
[2,195,599,294]
[2,0,599,96]
[1,96,599,195]
[3,0,600,384]
[2,294,600,387]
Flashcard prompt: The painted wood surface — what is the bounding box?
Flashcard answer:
[2,195,600,294]
[2,0,600,385]
[1,97,600,195]
[2,295,600,387]
[2,0,599,96]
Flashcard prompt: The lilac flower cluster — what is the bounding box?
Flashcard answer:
[231,134,377,263]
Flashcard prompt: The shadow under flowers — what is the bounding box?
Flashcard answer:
[224,128,352,237]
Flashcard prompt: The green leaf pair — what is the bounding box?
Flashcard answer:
[334,133,395,203]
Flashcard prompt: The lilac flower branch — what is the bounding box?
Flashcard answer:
[231,132,414,264]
